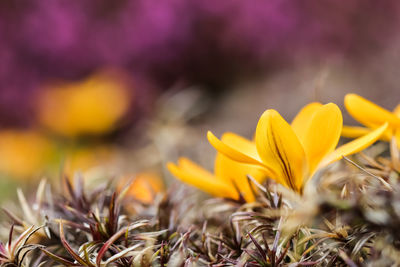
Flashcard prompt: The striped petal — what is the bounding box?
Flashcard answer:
[345,94,400,128]
[301,103,342,175]
[320,123,388,168]
[255,109,307,192]
[291,102,323,142]
[167,158,238,199]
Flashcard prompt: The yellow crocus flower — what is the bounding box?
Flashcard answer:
[208,103,388,193]
[118,172,164,204]
[63,146,118,178]
[167,133,267,202]
[343,93,400,146]
[0,130,54,178]
[37,70,131,137]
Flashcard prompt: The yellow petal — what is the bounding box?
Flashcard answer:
[345,94,400,128]
[320,122,388,167]
[119,172,164,204]
[255,109,307,192]
[221,132,259,158]
[341,125,372,138]
[214,153,267,202]
[207,131,265,167]
[37,70,131,137]
[342,125,391,141]
[395,129,400,150]
[302,103,342,174]
[0,131,54,177]
[177,157,216,180]
[393,104,400,118]
[291,102,323,141]
[167,158,238,199]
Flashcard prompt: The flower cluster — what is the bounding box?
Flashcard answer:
[0,70,132,180]
[169,94,389,198]
[2,94,400,266]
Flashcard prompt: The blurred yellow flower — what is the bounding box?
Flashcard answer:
[343,93,400,146]
[119,172,164,204]
[208,103,387,193]
[168,135,267,202]
[0,130,54,178]
[37,70,131,137]
[63,146,118,178]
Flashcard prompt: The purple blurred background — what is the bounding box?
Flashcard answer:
[1,0,400,127]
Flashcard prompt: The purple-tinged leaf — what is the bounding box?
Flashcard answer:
[59,220,94,267]
[40,248,80,266]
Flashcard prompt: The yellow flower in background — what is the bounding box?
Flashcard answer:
[63,146,118,178]
[0,131,54,177]
[37,70,131,137]
[119,172,164,204]
[168,135,267,202]
[343,93,400,146]
[208,103,388,193]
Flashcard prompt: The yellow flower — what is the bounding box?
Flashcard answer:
[208,103,388,193]
[167,133,267,202]
[343,93,400,146]
[37,70,131,137]
[63,146,118,178]
[118,172,164,204]
[0,130,54,178]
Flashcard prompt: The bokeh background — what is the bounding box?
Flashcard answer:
[1,0,400,200]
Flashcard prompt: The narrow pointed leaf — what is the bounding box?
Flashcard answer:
[40,248,80,266]
[59,220,93,266]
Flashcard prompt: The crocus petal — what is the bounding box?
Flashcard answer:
[345,94,400,128]
[255,109,307,192]
[320,122,388,168]
[393,104,400,118]
[177,157,216,179]
[291,102,323,141]
[342,125,391,141]
[220,132,260,159]
[342,125,372,138]
[395,129,400,149]
[214,153,267,202]
[167,158,238,199]
[207,131,266,167]
[302,103,342,174]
